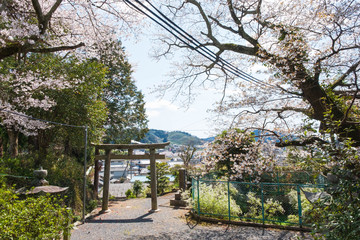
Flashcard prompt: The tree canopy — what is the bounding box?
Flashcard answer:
[0,0,142,59]
[99,41,148,144]
[153,0,360,144]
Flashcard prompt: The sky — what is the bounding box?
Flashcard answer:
[123,37,221,139]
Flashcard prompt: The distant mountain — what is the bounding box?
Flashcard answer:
[140,129,213,145]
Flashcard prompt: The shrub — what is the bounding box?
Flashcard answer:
[244,192,284,222]
[125,189,135,198]
[287,188,317,224]
[0,185,71,239]
[193,182,242,217]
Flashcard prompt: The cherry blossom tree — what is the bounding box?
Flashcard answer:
[0,0,147,156]
[203,129,276,181]
[0,0,143,59]
[0,54,75,156]
[153,0,360,145]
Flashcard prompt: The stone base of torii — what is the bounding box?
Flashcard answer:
[93,142,170,212]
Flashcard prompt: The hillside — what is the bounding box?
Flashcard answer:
[140,129,211,145]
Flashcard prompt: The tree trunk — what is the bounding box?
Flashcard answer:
[7,128,19,157]
[300,78,360,144]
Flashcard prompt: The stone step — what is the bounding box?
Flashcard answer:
[170,199,188,207]
[175,193,182,200]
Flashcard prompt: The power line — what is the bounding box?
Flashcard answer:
[0,108,85,128]
[143,0,274,88]
[126,0,258,85]
[125,0,276,89]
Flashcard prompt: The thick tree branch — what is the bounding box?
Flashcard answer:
[27,42,85,53]
[32,0,63,34]
[330,60,360,90]
[188,0,258,56]
[226,0,259,47]
[275,136,327,147]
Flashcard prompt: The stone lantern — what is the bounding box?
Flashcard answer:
[17,167,68,195]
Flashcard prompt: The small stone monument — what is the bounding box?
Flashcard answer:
[17,167,68,195]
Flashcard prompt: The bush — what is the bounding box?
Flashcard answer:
[1,154,89,214]
[244,192,284,222]
[0,185,71,239]
[287,188,317,224]
[125,189,135,199]
[193,182,242,217]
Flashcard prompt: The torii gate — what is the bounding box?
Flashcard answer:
[93,142,170,213]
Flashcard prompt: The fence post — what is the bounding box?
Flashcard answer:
[276,172,280,195]
[261,183,265,225]
[227,181,231,222]
[192,178,194,203]
[197,177,200,215]
[297,185,303,227]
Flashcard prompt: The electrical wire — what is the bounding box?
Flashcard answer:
[0,108,85,128]
[124,0,276,88]
[143,0,274,88]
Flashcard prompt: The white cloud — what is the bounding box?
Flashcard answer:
[146,109,160,118]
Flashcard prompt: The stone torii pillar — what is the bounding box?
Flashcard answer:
[149,148,157,211]
[101,149,111,212]
[93,142,170,213]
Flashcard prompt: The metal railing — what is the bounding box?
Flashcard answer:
[192,178,327,228]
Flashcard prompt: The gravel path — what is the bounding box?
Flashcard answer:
[71,193,312,240]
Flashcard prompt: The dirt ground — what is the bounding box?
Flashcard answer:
[71,193,312,240]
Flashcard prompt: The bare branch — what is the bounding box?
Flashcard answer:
[330,60,360,90]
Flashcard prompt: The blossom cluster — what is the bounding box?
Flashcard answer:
[0,70,75,135]
[203,129,277,181]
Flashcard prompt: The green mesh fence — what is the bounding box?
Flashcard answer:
[192,178,327,227]
[202,171,327,185]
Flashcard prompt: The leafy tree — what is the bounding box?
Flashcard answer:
[98,41,148,144]
[0,53,108,160]
[147,162,170,195]
[35,56,108,159]
[132,180,143,197]
[155,0,360,145]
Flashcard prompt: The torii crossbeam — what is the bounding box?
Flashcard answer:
[93,142,170,213]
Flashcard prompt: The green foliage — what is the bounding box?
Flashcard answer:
[244,192,285,221]
[285,122,360,239]
[125,189,135,199]
[170,164,183,188]
[132,180,143,197]
[98,41,148,144]
[0,185,71,239]
[286,188,317,224]
[147,162,170,195]
[36,55,108,158]
[86,199,98,213]
[1,154,90,213]
[308,140,360,239]
[193,182,242,217]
